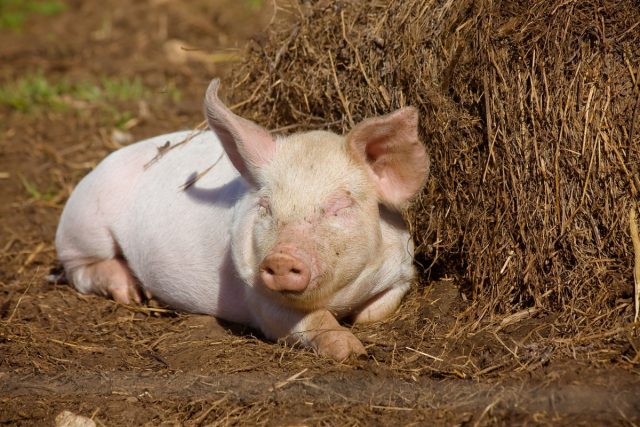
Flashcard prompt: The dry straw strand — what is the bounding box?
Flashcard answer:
[630,207,640,323]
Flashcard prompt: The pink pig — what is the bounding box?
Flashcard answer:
[55,79,429,360]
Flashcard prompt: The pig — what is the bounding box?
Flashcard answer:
[55,79,429,361]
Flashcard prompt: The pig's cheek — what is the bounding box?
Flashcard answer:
[324,209,358,230]
[318,218,363,266]
[326,212,381,265]
[251,217,277,264]
[324,211,369,247]
[231,204,270,283]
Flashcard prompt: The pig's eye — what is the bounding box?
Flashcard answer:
[323,194,353,217]
[258,197,272,216]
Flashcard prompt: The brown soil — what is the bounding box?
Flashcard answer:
[1,1,638,426]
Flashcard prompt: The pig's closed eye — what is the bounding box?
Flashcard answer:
[324,195,353,216]
[258,197,272,216]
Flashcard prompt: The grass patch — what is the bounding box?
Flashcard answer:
[0,72,67,111]
[0,72,181,126]
[0,72,154,112]
[19,174,59,201]
[0,0,66,30]
[243,0,263,10]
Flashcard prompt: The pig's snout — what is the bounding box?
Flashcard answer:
[259,251,310,293]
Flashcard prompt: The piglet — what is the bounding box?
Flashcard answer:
[55,79,429,361]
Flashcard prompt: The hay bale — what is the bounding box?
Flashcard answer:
[230,0,640,332]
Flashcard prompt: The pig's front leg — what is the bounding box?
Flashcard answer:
[293,309,367,361]
[251,298,366,361]
[350,282,410,324]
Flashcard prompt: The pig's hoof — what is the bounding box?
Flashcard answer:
[107,280,145,305]
[72,258,148,305]
[313,328,367,362]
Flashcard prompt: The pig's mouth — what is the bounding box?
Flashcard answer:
[266,272,336,309]
[279,289,307,297]
[258,274,321,297]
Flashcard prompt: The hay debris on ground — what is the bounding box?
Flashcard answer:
[230,0,640,340]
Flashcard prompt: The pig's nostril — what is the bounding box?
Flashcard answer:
[265,267,275,275]
[291,268,301,275]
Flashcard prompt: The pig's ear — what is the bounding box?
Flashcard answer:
[204,79,275,185]
[347,107,429,208]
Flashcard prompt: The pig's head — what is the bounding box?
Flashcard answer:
[205,79,429,310]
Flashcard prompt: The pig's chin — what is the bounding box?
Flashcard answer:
[259,272,338,311]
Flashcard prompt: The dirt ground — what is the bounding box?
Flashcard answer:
[1,1,639,425]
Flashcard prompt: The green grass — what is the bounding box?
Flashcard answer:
[19,174,58,201]
[0,72,67,111]
[0,71,181,127]
[0,72,153,112]
[0,0,66,30]
[243,0,263,10]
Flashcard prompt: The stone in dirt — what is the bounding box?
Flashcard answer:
[55,411,96,427]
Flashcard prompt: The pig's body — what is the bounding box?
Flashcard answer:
[56,79,428,360]
[57,131,252,325]
[56,130,414,330]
